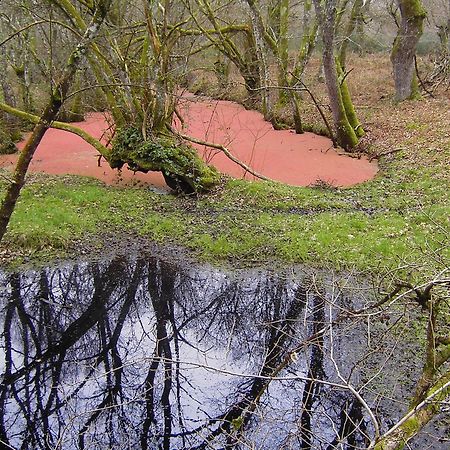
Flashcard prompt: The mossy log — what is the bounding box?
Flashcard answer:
[110,127,220,194]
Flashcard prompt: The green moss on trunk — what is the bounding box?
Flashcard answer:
[110,127,220,193]
[391,0,427,101]
[337,61,364,138]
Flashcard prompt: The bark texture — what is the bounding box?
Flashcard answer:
[391,0,427,101]
[313,0,360,149]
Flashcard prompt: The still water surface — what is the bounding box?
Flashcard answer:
[0,254,440,449]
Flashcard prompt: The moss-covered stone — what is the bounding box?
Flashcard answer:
[110,127,220,193]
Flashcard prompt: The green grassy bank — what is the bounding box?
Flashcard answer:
[0,152,448,278]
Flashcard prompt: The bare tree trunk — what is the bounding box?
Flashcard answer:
[0,46,19,141]
[0,0,112,243]
[267,0,290,106]
[290,2,318,134]
[436,0,449,55]
[11,28,34,113]
[338,0,364,69]
[14,64,33,112]
[391,0,427,101]
[245,0,301,128]
[0,47,17,109]
[246,2,272,121]
[313,0,359,150]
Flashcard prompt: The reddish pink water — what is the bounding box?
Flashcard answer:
[0,96,378,189]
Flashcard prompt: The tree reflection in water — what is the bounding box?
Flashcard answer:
[0,256,389,449]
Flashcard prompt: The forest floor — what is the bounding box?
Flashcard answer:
[0,54,448,285]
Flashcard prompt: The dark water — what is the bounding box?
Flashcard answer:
[0,255,443,449]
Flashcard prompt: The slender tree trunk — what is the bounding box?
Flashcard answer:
[13,65,33,113]
[337,61,364,137]
[338,0,364,69]
[391,0,427,101]
[313,0,359,149]
[436,1,449,56]
[0,0,112,243]
[213,52,230,91]
[288,4,318,134]
[289,2,318,134]
[246,5,272,120]
[290,93,303,133]
[0,49,17,109]
[271,0,290,106]
[0,47,19,135]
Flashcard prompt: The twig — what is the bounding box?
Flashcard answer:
[328,303,381,446]
[339,67,354,86]
[0,173,15,184]
[0,20,46,47]
[168,125,275,183]
[369,147,405,162]
[378,379,450,445]
[246,84,308,93]
[414,55,435,98]
[290,74,338,148]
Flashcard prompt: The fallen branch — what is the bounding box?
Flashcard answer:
[168,125,275,183]
[369,147,405,162]
[414,55,435,98]
[339,67,354,86]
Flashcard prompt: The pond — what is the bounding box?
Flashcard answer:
[0,96,378,190]
[0,254,443,449]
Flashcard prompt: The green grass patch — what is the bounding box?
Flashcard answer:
[0,159,448,277]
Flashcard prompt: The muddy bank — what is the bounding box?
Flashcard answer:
[0,96,378,189]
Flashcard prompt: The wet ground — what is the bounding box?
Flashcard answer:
[0,97,378,190]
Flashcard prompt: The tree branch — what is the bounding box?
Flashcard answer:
[168,125,274,183]
[0,102,110,158]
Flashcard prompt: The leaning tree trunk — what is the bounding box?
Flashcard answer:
[0,0,112,243]
[391,0,427,101]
